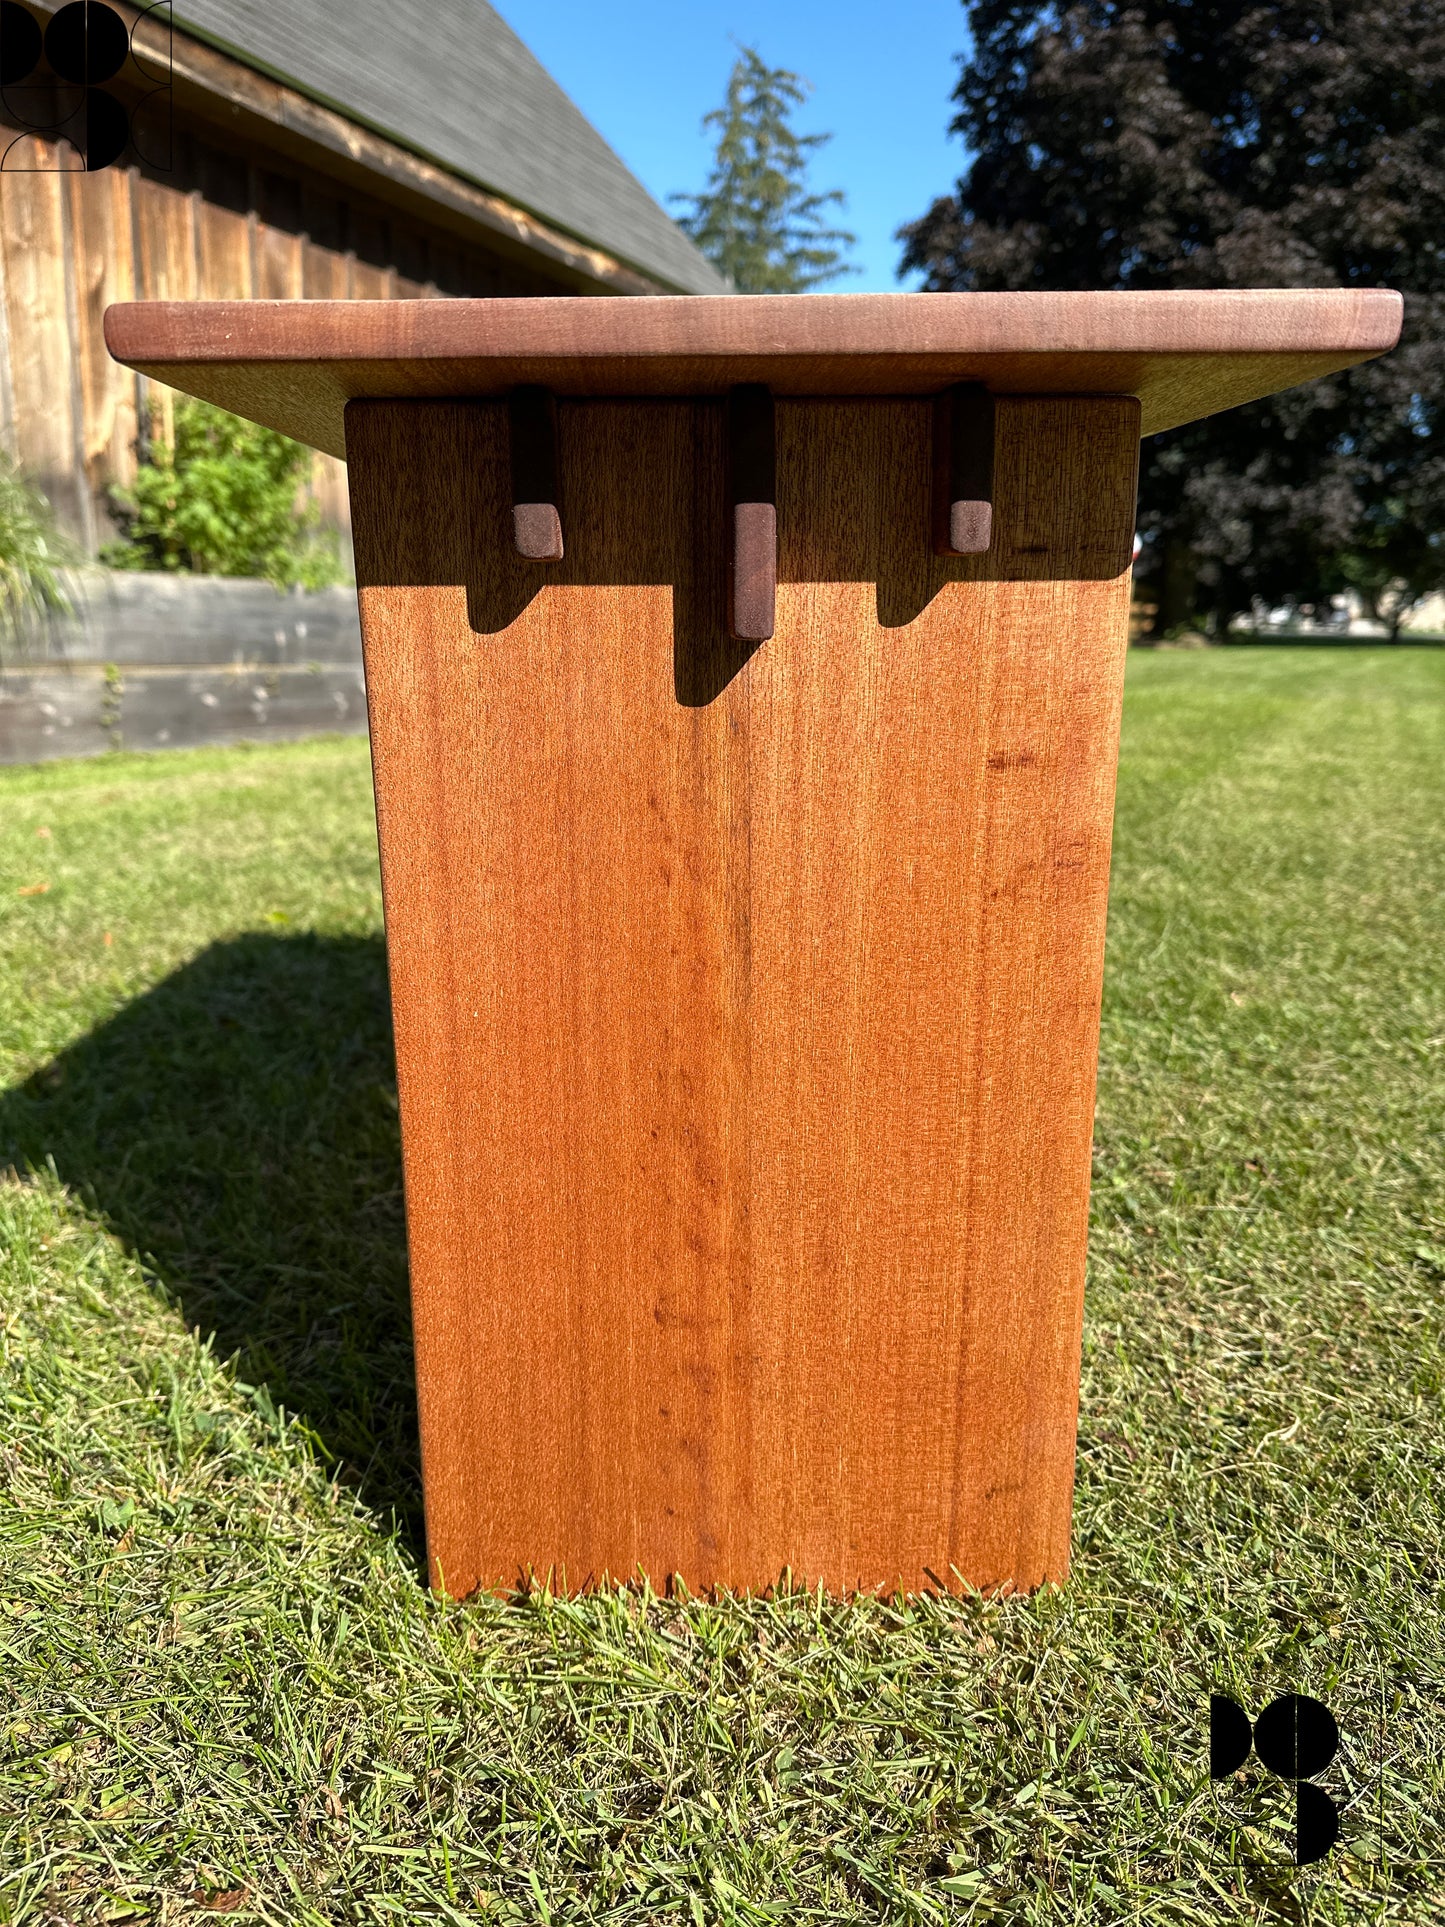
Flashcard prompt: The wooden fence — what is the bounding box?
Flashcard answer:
[0,124,558,552]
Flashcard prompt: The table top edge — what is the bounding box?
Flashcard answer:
[104,288,1404,373]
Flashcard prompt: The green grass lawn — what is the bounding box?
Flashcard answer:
[1,646,1442,1924]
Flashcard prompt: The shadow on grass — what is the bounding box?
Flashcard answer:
[0,932,422,1557]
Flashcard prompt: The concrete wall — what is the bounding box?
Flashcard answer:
[0,571,367,764]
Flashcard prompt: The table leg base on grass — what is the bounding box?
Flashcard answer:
[101,285,1404,1597]
[347,392,1140,1598]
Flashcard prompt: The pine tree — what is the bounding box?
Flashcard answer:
[673,46,857,294]
[900,2,1445,635]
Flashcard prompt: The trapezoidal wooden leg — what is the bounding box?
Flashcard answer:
[346,391,1141,1599]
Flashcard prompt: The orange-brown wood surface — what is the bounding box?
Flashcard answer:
[349,392,1141,1598]
[106,287,1401,459]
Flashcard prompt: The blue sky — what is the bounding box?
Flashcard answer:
[496,1,974,291]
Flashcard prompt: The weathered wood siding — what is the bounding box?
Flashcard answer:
[0,122,564,551]
[69,168,139,541]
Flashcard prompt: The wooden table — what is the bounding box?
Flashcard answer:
[107,290,1400,1598]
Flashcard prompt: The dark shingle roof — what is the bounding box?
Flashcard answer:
[172,0,727,295]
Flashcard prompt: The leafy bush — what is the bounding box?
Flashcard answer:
[0,455,72,644]
[103,399,343,591]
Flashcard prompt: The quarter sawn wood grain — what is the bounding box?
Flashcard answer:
[349,393,1140,1598]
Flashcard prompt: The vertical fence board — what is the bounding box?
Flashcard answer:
[68,169,139,521]
[298,217,352,532]
[57,158,97,551]
[195,200,252,299]
[256,221,302,299]
[301,242,347,299]
[132,174,198,448]
[0,159,86,536]
[255,172,302,301]
[193,146,251,300]
[133,175,198,299]
[350,260,391,299]
[0,192,16,458]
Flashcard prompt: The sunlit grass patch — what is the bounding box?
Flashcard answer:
[1,651,1443,1922]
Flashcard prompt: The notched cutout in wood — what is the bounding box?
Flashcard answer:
[508,385,563,561]
[726,384,776,643]
[933,383,995,556]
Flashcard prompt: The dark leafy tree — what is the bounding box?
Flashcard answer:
[900,1,1445,635]
[673,45,857,293]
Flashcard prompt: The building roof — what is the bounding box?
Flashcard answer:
[171,0,728,297]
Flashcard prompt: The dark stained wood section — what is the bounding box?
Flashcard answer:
[726,385,776,643]
[934,384,996,556]
[347,391,1142,1598]
[508,386,564,562]
[106,288,1401,460]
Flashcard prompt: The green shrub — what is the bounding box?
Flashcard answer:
[0,455,72,644]
[103,399,344,591]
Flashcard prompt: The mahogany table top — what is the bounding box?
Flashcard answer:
[104,289,1401,461]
